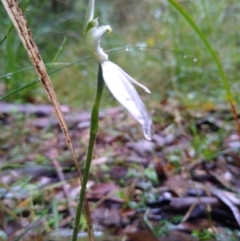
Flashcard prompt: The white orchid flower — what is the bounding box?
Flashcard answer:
[83,0,154,140]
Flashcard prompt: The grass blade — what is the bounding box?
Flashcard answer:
[167,0,240,134]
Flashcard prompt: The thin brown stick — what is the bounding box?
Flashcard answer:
[229,99,240,136]
[1,0,94,240]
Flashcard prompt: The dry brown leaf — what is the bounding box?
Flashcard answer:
[169,197,220,210]
[126,140,156,155]
[207,185,240,226]
[164,176,189,197]
[89,182,120,198]
[220,190,240,206]
[26,234,44,241]
[176,218,214,232]
[126,230,159,241]
[209,170,240,192]
[92,207,122,227]
[159,230,200,241]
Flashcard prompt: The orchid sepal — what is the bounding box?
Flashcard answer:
[83,0,95,34]
[101,61,153,140]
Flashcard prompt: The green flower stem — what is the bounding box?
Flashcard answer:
[167,0,240,135]
[71,64,104,241]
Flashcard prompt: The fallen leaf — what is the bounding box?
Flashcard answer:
[127,140,155,155]
[159,230,200,241]
[208,185,240,226]
[164,176,189,197]
[126,230,159,241]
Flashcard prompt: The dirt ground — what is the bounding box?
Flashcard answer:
[1,101,240,241]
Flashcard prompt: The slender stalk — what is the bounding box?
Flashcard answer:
[167,0,240,135]
[0,0,32,45]
[72,64,104,241]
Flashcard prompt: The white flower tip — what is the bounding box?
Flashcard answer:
[139,85,151,94]
[144,88,151,94]
[142,121,154,141]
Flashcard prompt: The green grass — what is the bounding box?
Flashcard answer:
[1,0,240,110]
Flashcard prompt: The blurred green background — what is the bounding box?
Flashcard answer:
[1,0,240,110]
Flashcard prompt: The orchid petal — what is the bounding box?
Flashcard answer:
[84,20,111,63]
[101,61,153,140]
[109,62,151,93]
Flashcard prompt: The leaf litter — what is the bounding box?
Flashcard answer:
[1,100,240,241]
